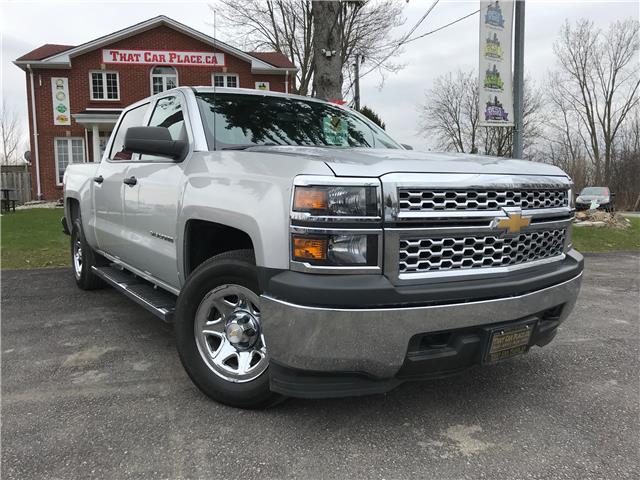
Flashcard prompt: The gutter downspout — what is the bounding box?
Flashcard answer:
[285,70,289,94]
[28,65,43,200]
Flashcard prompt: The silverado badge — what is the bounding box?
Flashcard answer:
[494,210,531,234]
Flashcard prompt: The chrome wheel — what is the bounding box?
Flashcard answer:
[73,238,83,279]
[194,284,268,383]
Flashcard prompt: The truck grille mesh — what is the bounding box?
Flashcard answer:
[398,189,568,212]
[398,229,566,274]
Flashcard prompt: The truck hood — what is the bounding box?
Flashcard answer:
[248,146,568,177]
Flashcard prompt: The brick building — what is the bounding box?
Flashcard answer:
[13,15,297,200]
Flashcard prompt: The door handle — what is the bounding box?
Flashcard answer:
[123,176,137,186]
[93,175,104,184]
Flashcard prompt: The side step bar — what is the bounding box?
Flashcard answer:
[91,265,176,323]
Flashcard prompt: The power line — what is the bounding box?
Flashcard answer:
[358,0,440,80]
[402,9,480,45]
[358,5,478,82]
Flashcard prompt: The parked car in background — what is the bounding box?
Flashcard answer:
[575,187,615,211]
[62,87,583,408]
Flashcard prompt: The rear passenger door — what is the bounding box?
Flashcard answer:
[122,93,191,288]
[93,103,149,261]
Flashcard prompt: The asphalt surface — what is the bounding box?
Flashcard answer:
[2,252,639,479]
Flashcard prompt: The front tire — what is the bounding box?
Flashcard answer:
[174,250,283,409]
[70,218,105,290]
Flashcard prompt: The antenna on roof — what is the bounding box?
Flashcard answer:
[213,8,217,151]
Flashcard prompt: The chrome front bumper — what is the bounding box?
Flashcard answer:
[260,272,583,378]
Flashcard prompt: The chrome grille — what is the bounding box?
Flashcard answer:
[398,229,566,274]
[398,189,568,212]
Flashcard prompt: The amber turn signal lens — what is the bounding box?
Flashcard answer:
[292,237,327,261]
[294,187,328,212]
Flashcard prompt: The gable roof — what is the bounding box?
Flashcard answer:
[16,44,74,61]
[13,15,297,74]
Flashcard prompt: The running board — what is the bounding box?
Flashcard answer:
[91,265,176,323]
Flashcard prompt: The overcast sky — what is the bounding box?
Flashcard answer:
[1,0,638,150]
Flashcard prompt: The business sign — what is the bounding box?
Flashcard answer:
[102,49,225,67]
[255,81,270,91]
[51,77,71,125]
[479,0,514,127]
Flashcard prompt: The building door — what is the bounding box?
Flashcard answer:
[93,102,150,260]
[122,94,189,288]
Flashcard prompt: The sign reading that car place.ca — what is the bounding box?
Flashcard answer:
[478,0,514,127]
[51,77,71,126]
[102,49,225,67]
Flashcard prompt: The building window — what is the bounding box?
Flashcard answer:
[55,138,85,184]
[213,74,239,88]
[151,66,178,95]
[90,71,119,100]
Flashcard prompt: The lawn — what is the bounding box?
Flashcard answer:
[1,208,69,269]
[572,216,640,252]
[0,208,638,270]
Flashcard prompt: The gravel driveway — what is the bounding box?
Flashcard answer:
[2,252,638,479]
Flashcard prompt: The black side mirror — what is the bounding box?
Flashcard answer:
[401,143,413,150]
[610,192,616,198]
[124,126,187,161]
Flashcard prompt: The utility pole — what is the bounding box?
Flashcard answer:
[353,54,361,110]
[512,0,525,159]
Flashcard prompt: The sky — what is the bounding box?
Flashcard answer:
[1,0,638,151]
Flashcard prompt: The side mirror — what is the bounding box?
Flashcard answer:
[124,126,187,161]
[401,143,413,150]
[610,192,616,198]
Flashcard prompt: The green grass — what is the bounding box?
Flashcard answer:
[0,208,638,270]
[572,216,640,252]
[1,208,70,269]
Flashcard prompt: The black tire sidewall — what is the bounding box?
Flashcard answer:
[174,251,278,409]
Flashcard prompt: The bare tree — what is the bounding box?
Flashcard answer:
[211,0,405,96]
[312,0,344,100]
[418,69,541,158]
[0,100,22,166]
[550,18,640,184]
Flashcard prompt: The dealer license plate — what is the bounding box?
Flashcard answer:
[484,322,535,363]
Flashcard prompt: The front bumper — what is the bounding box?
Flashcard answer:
[260,250,583,397]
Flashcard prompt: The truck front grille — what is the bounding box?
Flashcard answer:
[398,229,566,274]
[398,189,568,212]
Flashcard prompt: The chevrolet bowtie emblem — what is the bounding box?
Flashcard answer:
[496,211,531,234]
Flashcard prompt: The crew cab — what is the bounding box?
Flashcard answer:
[63,87,583,408]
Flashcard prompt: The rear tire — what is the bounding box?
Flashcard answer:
[70,218,105,290]
[174,249,284,409]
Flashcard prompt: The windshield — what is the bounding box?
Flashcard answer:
[580,187,609,196]
[196,92,401,150]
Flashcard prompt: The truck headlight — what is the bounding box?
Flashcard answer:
[293,185,379,217]
[292,233,379,266]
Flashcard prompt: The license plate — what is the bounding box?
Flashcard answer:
[484,322,535,363]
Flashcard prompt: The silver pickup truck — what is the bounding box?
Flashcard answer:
[63,87,583,408]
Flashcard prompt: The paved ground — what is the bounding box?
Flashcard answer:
[2,252,639,479]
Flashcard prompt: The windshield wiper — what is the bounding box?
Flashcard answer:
[221,143,279,151]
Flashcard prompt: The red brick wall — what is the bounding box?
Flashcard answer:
[24,25,293,200]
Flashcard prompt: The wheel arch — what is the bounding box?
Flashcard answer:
[183,219,256,278]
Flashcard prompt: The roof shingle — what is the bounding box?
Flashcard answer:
[16,44,74,62]
[248,51,296,69]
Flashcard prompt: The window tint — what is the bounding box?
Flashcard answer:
[196,93,400,149]
[109,104,149,161]
[139,96,187,161]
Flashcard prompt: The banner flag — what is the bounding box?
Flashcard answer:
[479,0,515,127]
